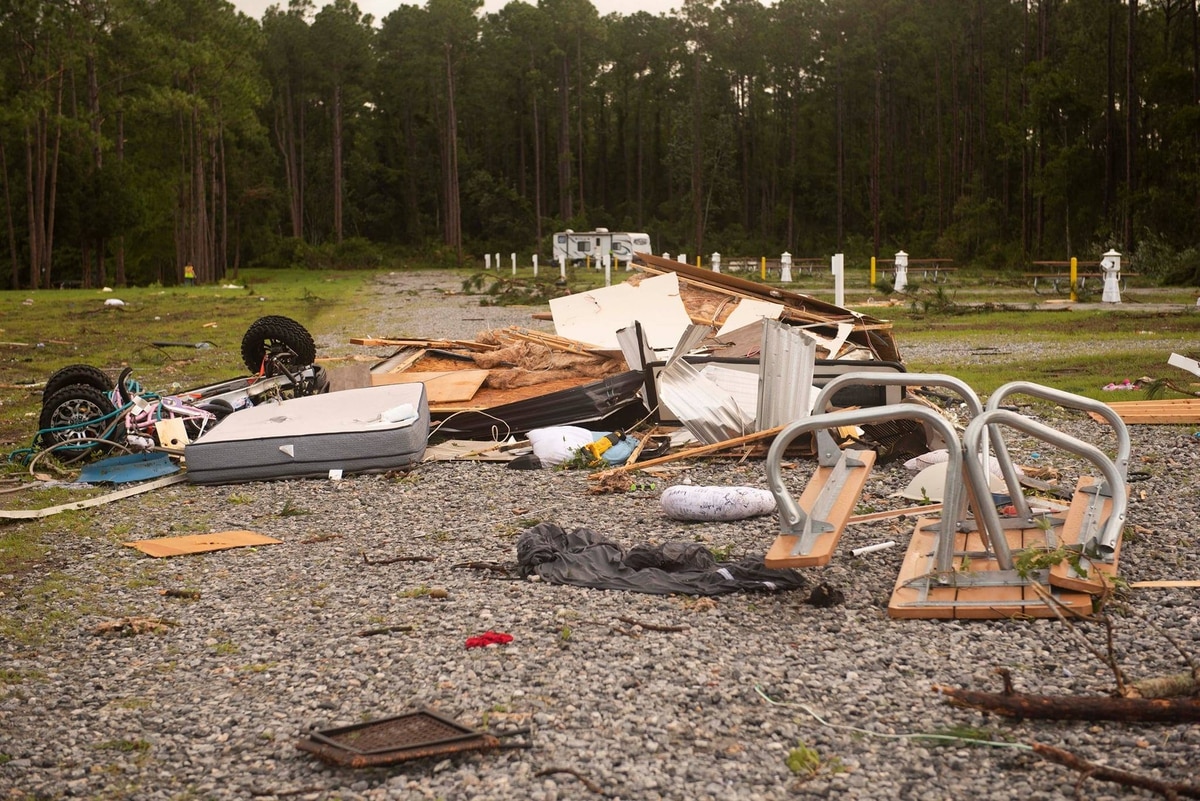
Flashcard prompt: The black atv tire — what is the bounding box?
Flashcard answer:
[241,315,316,375]
[43,365,113,400]
[37,384,126,456]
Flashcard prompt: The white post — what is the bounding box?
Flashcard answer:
[604,257,612,287]
[495,253,500,275]
[625,255,633,272]
[780,252,792,283]
[1101,249,1122,303]
[532,254,539,277]
[558,254,567,279]
[510,252,517,275]
[832,253,845,307]
[894,250,909,292]
[711,252,721,274]
[484,253,491,271]
[662,252,671,261]
[677,253,686,266]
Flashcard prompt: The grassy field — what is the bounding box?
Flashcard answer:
[0,264,1196,455]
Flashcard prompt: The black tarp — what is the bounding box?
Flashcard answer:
[516,522,807,596]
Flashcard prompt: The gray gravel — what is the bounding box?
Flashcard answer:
[2,271,1199,800]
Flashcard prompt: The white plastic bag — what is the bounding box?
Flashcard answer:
[527,426,595,467]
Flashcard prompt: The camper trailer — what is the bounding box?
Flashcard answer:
[552,229,651,266]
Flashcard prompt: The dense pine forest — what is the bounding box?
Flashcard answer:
[2,0,1198,288]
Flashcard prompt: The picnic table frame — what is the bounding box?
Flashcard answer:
[1025,261,1130,295]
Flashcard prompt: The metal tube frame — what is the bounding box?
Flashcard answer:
[964,410,1127,559]
[766,405,976,569]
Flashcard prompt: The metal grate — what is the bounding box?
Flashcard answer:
[297,708,501,768]
[309,709,480,755]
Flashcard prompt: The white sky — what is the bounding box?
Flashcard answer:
[230,0,683,21]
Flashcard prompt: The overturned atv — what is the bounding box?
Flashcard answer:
[36,315,328,461]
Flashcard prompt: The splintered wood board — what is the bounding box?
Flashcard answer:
[1048,476,1122,594]
[124,530,282,558]
[370,369,489,402]
[1089,398,1200,424]
[889,518,1092,619]
[764,450,877,568]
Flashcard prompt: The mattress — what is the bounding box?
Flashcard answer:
[185,384,429,484]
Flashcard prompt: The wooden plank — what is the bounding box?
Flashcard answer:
[370,369,489,403]
[370,347,426,375]
[764,449,877,568]
[588,425,787,482]
[1049,476,1121,594]
[889,519,1092,620]
[1088,398,1200,425]
[350,337,498,352]
[1130,580,1200,588]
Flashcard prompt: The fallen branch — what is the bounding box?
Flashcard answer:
[92,617,174,637]
[533,767,604,795]
[361,551,435,566]
[934,683,1200,723]
[160,589,201,600]
[1032,741,1200,799]
[300,533,343,544]
[356,625,414,637]
[616,616,686,633]
[451,560,511,575]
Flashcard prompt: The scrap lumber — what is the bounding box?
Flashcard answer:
[496,327,611,357]
[350,337,498,352]
[0,474,187,520]
[1089,398,1200,424]
[370,346,426,375]
[588,425,786,485]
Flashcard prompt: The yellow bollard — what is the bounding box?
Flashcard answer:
[1070,256,1077,302]
[760,256,766,281]
[870,256,876,287]
[696,255,701,269]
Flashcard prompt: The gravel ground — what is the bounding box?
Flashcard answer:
[2,272,1199,801]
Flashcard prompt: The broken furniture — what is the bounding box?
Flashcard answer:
[762,372,1130,619]
[184,383,430,483]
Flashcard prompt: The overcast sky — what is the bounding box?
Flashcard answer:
[230,0,684,22]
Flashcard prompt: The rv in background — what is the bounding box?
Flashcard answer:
[552,229,651,266]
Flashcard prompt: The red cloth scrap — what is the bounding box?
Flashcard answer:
[465,630,513,648]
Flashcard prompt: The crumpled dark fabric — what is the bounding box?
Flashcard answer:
[516,522,807,596]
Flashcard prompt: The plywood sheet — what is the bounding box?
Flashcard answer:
[370,369,488,403]
[125,530,282,558]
